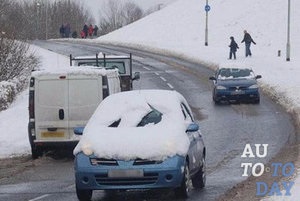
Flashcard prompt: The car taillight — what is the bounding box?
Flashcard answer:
[102,76,109,99]
[29,90,34,119]
[30,127,36,137]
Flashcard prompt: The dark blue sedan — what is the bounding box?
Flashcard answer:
[209,67,262,104]
[73,90,206,200]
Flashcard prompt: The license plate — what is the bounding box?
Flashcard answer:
[231,90,245,95]
[41,131,65,138]
[108,169,143,178]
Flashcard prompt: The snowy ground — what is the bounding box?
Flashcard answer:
[0,0,299,200]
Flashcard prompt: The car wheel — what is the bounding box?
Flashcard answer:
[175,162,192,198]
[192,157,206,188]
[31,147,42,159]
[76,186,93,201]
[214,99,220,105]
[253,98,260,104]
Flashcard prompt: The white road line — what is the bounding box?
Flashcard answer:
[155,72,160,76]
[167,83,174,89]
[28,194,50,201]
[143,66,151,70]
[160,76,167,82]
[65,184,75,189]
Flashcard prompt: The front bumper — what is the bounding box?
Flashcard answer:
[74,153,185,190]
[214,89,260,102]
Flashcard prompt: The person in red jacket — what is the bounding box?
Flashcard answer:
[88,24,94,38]
[80,30,85,38]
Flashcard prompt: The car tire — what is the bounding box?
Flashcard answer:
[174,162,192,198]
[31,147,42,159]
[214,99,220,105]
[253,98,260,104]
[192,158,206,188]
[76,187,93,201]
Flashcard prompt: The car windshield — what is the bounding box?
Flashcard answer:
[137,108,162,127]
[108,106,162,128]
[218,68,254,80]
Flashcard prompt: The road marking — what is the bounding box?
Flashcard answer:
[160,76,166,82]
[167,83,174,89]
[29,194,50,201]
[65,184,75,189]
[143,66,151,70]
[155,72,160,76]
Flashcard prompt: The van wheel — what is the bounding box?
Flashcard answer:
[31,147,42,159]
[76,186,92,201]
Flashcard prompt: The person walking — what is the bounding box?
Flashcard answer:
[93,25,99,37]
[88,24,94,38]
[229,36,239,59]
[64,23,71,38]
[83,24,88,39]
[241,30,256,57]
[59,24,65,38]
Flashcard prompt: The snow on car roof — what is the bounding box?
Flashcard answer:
[31,66,118,77]
[73,90,191,161]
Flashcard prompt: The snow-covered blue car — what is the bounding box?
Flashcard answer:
[73,90,206,200]
[209,67,262,104]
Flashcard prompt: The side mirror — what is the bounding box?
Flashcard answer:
[74,127,84,135]
[256,75,262,79]
[132,72,140,81]
[186,123,199,132]
[209,76,216,81]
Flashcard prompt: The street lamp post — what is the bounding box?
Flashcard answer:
[204,0,209,46]
[286,0,291,61]
[36,2,40,39]
[45,1,48,40]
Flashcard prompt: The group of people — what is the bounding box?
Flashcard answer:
[228,30,256,59]
[59,23,99,39]
[80,24,99,39]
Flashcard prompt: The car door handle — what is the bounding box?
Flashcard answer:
[59,109,64,120]
[47,128,58,131]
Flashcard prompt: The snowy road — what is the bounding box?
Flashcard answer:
[0,41,296,201]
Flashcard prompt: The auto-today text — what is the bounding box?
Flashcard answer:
[241,144,295,196]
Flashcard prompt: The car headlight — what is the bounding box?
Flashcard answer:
[249,84,259,89]
[216,85,226,90]
[81,143,93,156]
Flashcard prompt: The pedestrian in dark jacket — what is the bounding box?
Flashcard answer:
[241,30,256,57]
[229,36,239,59]
[93,25,99,37]
[59,24,65,38]
[83,24,88,39]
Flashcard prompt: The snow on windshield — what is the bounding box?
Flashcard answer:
[73,90,191,161]
[218,68,255,80]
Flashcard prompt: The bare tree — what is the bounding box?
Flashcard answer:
[98,0,143,36]
[122,1,143,25]
[0,37,39,82]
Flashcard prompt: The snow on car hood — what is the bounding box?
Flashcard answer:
[73,90,191,161]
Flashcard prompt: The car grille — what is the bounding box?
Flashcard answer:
[133,159,162,165]
[229,86,247,91]
[95,172,159,186]
[90,158,162,166]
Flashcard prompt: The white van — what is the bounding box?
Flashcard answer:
[28,66,120,158]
